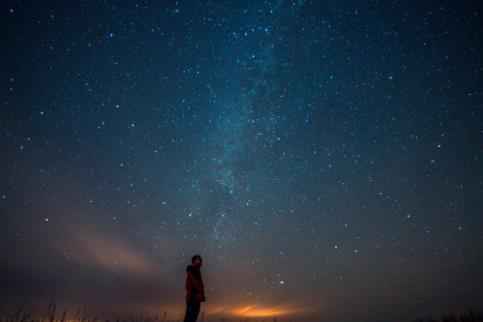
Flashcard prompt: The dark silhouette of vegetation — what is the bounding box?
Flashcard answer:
[413,309,483,322]
[1,301,481,322]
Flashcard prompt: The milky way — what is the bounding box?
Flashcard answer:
[1,1,482,322]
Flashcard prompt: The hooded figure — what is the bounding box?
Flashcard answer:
[183,255,206,322]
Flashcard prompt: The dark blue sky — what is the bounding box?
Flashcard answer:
[1,1,482,322]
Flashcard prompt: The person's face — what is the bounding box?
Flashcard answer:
[193,257,202,267]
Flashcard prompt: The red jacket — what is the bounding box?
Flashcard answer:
[185,265,206,303]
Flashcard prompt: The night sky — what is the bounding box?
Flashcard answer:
[1,1,482,322]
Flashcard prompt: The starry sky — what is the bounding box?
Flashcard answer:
[1,1,482,322]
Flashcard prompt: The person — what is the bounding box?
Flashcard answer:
[183,254,206,322]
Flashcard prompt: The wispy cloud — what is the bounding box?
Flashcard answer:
[71,227,155,276]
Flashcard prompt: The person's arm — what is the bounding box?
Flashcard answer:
[185,271,193,304]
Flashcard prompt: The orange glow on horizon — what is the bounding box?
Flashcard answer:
[205,302,315,318]
[231,304,290,317]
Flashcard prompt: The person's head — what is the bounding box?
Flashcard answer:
[191,254,203,267]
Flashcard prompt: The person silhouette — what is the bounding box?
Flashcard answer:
[183,254,206,322]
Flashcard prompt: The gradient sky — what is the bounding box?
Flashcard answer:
[1,1,482,322]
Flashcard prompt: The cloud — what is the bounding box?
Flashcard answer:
[0,220,182,315]
[71,227,156,277]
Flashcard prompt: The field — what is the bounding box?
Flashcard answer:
[1,302,482,322]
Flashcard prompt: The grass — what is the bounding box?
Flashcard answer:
[0,301,276,322]
[1,301,481,322]
[413,309,483,322]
